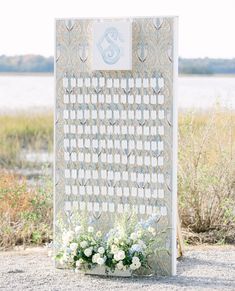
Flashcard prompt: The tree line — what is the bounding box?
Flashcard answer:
[0,55,235,74]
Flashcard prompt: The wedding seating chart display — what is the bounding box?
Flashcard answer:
[55,17,178,276]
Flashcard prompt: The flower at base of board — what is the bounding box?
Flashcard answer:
[54,215,165,274]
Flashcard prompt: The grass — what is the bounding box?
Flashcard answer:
[178,109,235,243]
[0,114,53,168]
[0,109,234,248]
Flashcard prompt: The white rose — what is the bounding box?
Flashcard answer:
[97,257,105,265]
[88,226,94,233]
[132,256,140,264]
[84,247,93,257]
[114,238,119,244]
[62,231,74,245]
[111,245,118,254]
[62,253,69,262]
[75,258,84,268]
[118,250,125,260]
[130,232,138,240]
[134,261,141,269]
[98,247,105,255]
[80,241,88,248]
[116,261,124,270]
[114,252,119,261]
[70,242,78,251]
[114,250,125,261]
[92,253,100,263]
[48,250,53,257]
[130,263,136,270]
[147,227,156,236]
[75,226,81,233]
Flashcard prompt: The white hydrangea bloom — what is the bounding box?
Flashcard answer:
[130,243,142,254]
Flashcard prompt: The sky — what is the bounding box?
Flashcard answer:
[0,0,234,58]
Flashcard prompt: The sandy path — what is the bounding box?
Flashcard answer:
[0,245,234,290]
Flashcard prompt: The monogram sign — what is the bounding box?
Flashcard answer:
[92,21,132,70]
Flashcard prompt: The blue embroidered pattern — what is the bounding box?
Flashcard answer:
[97,27,122,65]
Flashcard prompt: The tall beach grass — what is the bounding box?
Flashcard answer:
[178,109,235,243]
[0,114,53,168]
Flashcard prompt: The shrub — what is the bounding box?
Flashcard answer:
[178,109,235,237]
[0,171,52,249]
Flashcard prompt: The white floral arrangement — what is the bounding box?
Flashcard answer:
[54,215,164,275]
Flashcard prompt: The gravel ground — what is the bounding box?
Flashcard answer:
[0,245,234,291]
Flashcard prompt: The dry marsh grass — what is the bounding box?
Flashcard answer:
[178,109,235,242]
[0,110,234,248]
[0,171,52,249]
[0,114,53,168]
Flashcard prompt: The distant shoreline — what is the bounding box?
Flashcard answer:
[0,72,53,76]
[0,72,235,78]
[179,73,235,78]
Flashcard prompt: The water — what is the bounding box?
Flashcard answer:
[0,74,234,112]
[179,76,235,110]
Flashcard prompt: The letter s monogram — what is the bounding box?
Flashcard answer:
[97,27,121,65]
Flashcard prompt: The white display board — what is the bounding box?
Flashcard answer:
[55,17,178,276]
